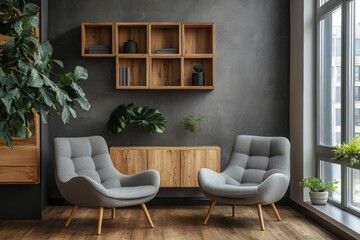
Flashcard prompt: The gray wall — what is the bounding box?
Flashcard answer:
[48,0,290,200]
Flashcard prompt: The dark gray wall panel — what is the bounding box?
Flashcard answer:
[47,0,290,199]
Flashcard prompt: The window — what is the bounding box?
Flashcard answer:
[317,0,360,217]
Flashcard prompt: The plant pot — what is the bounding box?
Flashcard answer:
[192,72,204,86]
[124,40,138,53]
[309,191,329,205]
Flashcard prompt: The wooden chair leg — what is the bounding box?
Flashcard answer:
[232,205,235,217]
[270,203,281,221]
[203,200,217,225]
[65,205,78,228]
[140,203,154,228]
[97,207,104,235]
[112,208,116,220]
[256,203,265,231]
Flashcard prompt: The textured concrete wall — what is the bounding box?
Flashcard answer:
[48,0,290,199]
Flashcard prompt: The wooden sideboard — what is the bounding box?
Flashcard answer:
[110,146,220,187]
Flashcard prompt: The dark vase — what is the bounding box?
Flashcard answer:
[124,40,138,53]
[192,72,204,86]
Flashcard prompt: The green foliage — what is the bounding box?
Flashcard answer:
[332,137,360,166]
[192,63,204,73]
[0,0,90,147]
[182,113,207,133]
[108,103,166,134]
[299,176,338,192]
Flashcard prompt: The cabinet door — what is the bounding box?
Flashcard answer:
[181,149,220,187]
[148,149,181,187]
[110,148,147,175]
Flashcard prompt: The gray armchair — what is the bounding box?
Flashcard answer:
[198,135,290,230]
[53,136,160,235]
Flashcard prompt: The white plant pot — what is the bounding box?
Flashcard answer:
[309,191,329,205]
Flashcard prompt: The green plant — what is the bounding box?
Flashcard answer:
[332,137,360,166]
[108,103,166,134]
[0,0,90,147]
[182,113,207,132]
[299,177,338,192]
[192,63,204,73]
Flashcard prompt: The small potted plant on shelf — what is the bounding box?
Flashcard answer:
[299,177,338,205]
[332,137,360,166]
[192,63,204,86]
[181,113,207,132]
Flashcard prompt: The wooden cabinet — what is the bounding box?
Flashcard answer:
[0,113,40,184]
[109,146,220,187]
[82,22,215,90]
[110,148,147,175]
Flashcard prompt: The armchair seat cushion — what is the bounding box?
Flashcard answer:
[203,183,259,198]
[103,186,158,200]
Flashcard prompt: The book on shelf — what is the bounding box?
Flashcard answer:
[119,67,131,86]
[88,45,110,54]
[155,48,177,54]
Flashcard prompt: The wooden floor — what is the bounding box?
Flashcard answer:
[0,205,339,240]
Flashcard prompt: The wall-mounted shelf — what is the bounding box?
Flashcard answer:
[81,22,114,57]
[81,22,216,90]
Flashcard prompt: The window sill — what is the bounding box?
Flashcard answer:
[303,201,360,239]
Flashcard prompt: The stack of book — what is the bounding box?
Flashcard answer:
[156,48,177,54]
[119,67,131,86]
[88,45,110,54]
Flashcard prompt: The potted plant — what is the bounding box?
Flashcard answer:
[299,177,338,205]
[332,137,360,166]
[192,63,204,86]
[108,103,166,134]
[182,113,207,132]
[0,0,90,147]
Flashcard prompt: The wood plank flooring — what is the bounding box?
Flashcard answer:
[0,205,339,239]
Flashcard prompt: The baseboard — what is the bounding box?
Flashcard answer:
[289,200,357,240]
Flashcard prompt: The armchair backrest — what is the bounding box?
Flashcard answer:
[224,135,290,184]
[54,136,120,183]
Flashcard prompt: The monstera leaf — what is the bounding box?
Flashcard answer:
[0,0,90,147]
[108,104,166,134]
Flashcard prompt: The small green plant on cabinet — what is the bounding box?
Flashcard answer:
[332,137,360,166]
[182,113,207,132]
[192,63,204,73]
[108,103,166,134]
[0,0,90,147]
[299,177,338,192]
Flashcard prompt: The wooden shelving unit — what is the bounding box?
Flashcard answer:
[82,22,215,90]
[81,22,114,57]
[0,112,40,184]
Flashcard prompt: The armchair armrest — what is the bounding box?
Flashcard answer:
[120,169,160,189]
[198,168,226,187]
[257,173,290,204]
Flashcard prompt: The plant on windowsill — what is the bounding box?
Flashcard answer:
[0,0,90,147]
[107,103,166,134]
[181,113,207,133]
[331,137,360,167]
[299,177,338,205]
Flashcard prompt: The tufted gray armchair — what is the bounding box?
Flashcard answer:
[53,136,160,234]
[198,135,290,230]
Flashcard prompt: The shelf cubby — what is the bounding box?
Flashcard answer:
[81,23,114,57]
[116,57,149,89]
[116,23,148,55]
[150,58,181,88]
[150,23,181,55]
[182,23,215,55]
[183,57,214,88]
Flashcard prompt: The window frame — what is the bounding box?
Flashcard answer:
[316,0,360,218]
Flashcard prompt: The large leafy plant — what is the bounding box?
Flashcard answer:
[332,137,360,166]
[108,103,166,134]
[299,177,338,192]
[0,0,90,147]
